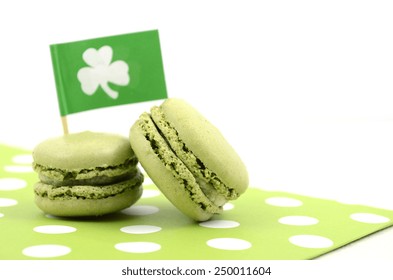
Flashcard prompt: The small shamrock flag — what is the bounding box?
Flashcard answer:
[50,30,167,116]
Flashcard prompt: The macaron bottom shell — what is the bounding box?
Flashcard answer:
[34,171,144,217]
[35,185,143,217]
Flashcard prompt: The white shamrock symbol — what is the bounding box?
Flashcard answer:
[77,46,130,99]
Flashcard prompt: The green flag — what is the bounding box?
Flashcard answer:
[50,30,167,116]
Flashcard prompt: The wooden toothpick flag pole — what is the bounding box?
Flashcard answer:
[61,116,69,135]
[50,30,168,135]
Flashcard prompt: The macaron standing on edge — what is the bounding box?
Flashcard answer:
[129,98,249,221]
[32,131,144,217]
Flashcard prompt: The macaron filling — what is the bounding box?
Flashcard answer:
[138,112,223,213]
[150,106,239,202]
[33,157,138,185]
[34,170,144,200]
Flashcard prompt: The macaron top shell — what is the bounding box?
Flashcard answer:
[157,98,248,196]
[33,131,135,170]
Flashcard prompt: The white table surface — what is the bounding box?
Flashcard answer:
[1,0,392,260]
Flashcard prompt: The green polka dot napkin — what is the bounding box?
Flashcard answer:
[1,144,392,260]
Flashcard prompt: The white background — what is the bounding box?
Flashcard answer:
[1,0,393,260]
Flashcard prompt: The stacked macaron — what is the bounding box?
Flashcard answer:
[32,131,143,217]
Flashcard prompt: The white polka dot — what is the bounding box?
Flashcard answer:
[143,177,154,186]
[115,242,161,253]
[265,197,303,207]
[223,203,234,211]
[207,238,252,250]
[0,178,27,191]
[289,235,334,249]
[120,225,162,234]
[121,205,159,216]
[199,220,240,229]
[12,154,33,164]
[33,225,77,234]
[4,165,33,173]
[142,189,160,198]
[350,213,390,224]
[0,213,4,218]
[279,216,319,226]
[0,198,18,207]
[22,244,71,258]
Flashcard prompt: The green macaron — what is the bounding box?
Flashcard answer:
[32,131,143,217]
[129,98,248,221]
